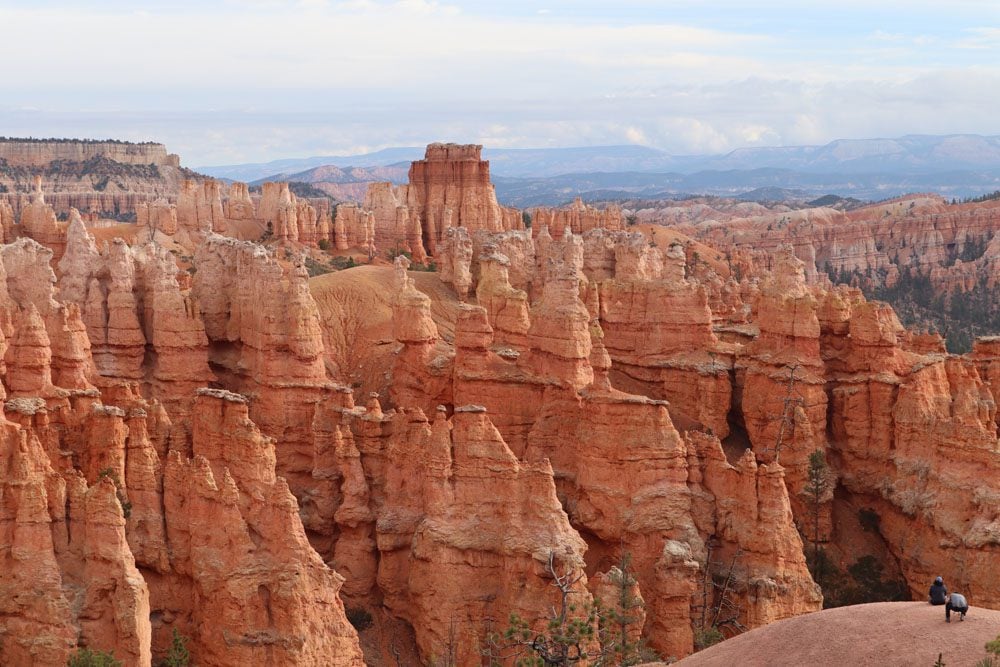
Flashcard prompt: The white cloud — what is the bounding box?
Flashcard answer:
[624,126,648,144]
[1,2,998,163]
[956,27,1000,49]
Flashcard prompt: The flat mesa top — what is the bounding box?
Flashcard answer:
[422,143,483,162]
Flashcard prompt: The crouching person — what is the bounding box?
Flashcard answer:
[946,592,968,622]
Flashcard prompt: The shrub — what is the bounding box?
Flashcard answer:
[328,256,357,271]
[694,627,724,650]
[161,628,190,667]
[410,261,437,272]
[984,632,1000,666]
[815,549,909,608]
[317,238,330,251]
[305,257,335,277]
[386,247,411,261]
[67,648,122,667]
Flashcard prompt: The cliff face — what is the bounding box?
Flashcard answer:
[532,197,624,239]
[364,217,1000,659]
[674,195,1000,351]
[332,143,523,257]
[405,143,519,254]
[0,229,364,664]
[0,139,178,168]
[0,140,187,219]
[361,405,591,664]
[192,234,332,502]
[349,228,821,660]
[160,390,363,666]
[0,140,328,242]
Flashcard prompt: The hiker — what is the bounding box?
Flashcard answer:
[929,576,948,606]
[946,592,969,622]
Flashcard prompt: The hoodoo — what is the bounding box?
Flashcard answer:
[0,139,998,666]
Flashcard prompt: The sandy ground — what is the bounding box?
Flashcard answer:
[90,222,138,245]
[310,265,461,399]
[632,223,731,277]
[675,601,1000,667]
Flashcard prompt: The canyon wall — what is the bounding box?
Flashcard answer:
[0,139,179,168]
[1,139,999,665]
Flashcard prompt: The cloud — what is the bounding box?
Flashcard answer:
[1,2,998,163]
[956,27,1000,49]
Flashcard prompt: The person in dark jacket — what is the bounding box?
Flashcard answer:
[946,592,968,622]
[929,577,948,605]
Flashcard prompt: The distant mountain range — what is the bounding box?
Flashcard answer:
[197,135,1000,205]
[492,168,1000,207]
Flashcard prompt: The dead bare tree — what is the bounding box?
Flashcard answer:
[710,549,747,633]
[693,540,748,650]
[760,363,804,463]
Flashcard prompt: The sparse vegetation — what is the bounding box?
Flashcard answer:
[595,553,650,665]
[693,541,747,649]
[306,254,361,276]
[484,552,598,666]
[411,260,437,272]
[826,264,1000,354]
[813,550,909,609]
[0,136,159,145]
[694,627,724,651]
[385,247,435,271]
[962,190,1000,204]
[976,632,1000,666]
[305,256,336,277]
[260,221,273,242]
[160,629,191,667]
[247,181,333,200]
[483,551,655,666]
[67,648,123,667]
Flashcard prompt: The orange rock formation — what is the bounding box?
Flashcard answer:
[1,140,999,667]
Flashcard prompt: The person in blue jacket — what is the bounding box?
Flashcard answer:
[929,577,948,606]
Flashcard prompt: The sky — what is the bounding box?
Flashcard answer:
[1,0,999,165]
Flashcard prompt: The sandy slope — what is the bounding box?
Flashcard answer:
[632,223,731,277]
[309,265,461,399]
[675,602,1000,667]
